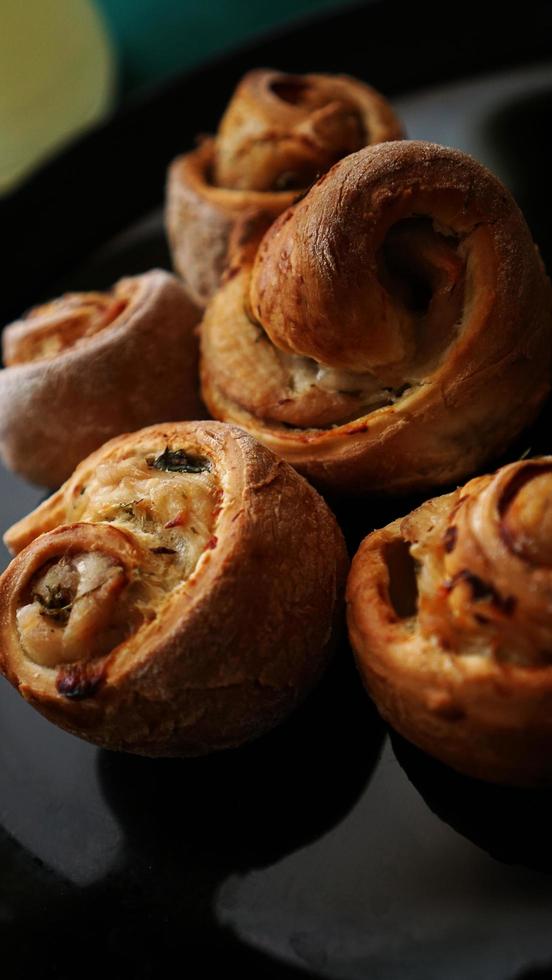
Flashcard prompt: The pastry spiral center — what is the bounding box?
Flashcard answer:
[270,77,327,107]
[17,551,127,667]
[380,218,462,314]
[4,289,130,366]
[502,471,552,565]
[214,72,366,193]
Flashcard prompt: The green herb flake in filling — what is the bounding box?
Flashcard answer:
[147,448,211,474]
[34,585,73,623]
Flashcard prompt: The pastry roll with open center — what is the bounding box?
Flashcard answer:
[165,68,403,306]
[200,140,552,495]
[0,421,347,755]
[347,457,552,785]
[0,269,202,488]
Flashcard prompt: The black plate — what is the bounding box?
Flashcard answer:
[3,3,552,978]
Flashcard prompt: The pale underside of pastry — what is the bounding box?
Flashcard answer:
[0,421,348,756]
[347,457,552,786]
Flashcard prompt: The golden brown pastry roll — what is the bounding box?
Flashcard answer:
[347,456,552,785]
[0,270,202,488]
[0,421,347,756]
[201,140,552,496]
[165,68,403,306]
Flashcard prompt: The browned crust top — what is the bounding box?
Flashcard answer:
[200,140,552,495]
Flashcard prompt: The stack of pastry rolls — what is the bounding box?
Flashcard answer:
[1,68,552,784]
[166,68,404,306]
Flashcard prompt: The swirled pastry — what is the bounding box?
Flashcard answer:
[0,421,347,755]
[347,457,552,785]
[0,270,202,488]
[165,68,403,306]
[201,140,552,495]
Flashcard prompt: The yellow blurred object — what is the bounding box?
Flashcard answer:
[0,0,115,193]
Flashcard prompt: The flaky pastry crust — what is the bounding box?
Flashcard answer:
[201,140,552,495]
[165,68,403,306]
[0,270,202,488]
[347,457,552,785]
[0,421,347,756]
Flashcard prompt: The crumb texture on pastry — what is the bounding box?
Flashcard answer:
[165,68,403,306]
[0,270,203,488]
[0,421,347,756]
[200,140,552,495]
[347,457,552,785]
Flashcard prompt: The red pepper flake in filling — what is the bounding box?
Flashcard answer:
[443,569,517,615]
[443,525,457,553]
[100,298,127,327]
[448,495,468,521]
[206,536,218,550]
[164,511,188,529]
[211,488,223,522]
[223,265,240,282]
[56,662,105,700]
[474,612,490,625]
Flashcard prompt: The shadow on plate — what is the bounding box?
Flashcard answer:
[515,969,552,980]
[98,643,383,866]
[392,731,552,873]
[95,644,384,975]
[1,647,383,979]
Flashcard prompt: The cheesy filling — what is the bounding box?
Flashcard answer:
[16,445,220,668]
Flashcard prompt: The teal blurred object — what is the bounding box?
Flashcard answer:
[96,0,355,94]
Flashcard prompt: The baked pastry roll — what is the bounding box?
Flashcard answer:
[0,421,347,756]
[165,68,403,306]
[347,456,552,785]
[0,270,202,488]
[200,140,552,495]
